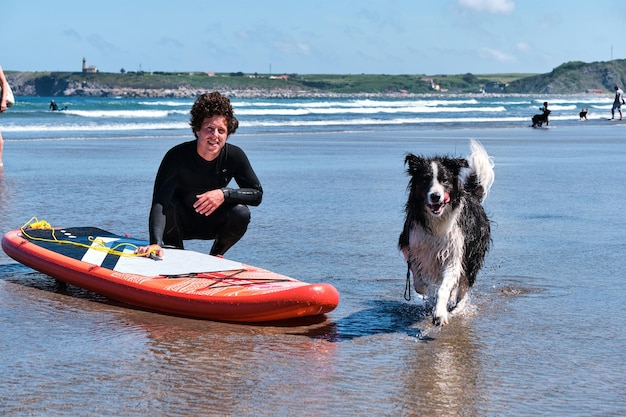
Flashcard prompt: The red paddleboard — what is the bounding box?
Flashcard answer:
[2,221,339,323]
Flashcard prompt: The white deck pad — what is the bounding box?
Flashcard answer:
[82,240,245,276]
[114,248,245,276]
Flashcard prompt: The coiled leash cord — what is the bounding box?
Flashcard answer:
[404,260,412,301]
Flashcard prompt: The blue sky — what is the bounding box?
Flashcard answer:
[3,0,626,75]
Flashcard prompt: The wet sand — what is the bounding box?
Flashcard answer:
[1,123,625,416]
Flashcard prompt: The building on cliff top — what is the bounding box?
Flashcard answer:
[82,58,98,73]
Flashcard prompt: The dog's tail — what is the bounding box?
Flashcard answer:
[464,139,495,201]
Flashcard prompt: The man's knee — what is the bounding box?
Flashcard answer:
[209,205,251,256]
[228,204,251,229]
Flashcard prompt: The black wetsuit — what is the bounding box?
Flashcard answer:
[148,140,262,255]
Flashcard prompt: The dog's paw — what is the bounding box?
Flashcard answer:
[432,305,450,326]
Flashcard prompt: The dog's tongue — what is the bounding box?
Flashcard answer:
[443,192,450,204]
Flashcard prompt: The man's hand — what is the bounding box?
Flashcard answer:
[134,244,164,260]
[193,189,225,216]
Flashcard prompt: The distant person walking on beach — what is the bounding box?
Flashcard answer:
[611,85,624,121]
[135,91,263,259]
[0,65,10,167]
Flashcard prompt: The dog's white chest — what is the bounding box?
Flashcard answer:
[407,222,463,284]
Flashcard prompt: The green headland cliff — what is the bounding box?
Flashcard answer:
[6,59,626,98]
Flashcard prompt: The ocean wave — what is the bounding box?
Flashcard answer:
[137,100,193,107]
[245,115,527,127]
[237,105,507,116]
[62,109,187,118]
[543,104,577,111]
[2,121,189,133]
[235,98,480,108]
[2,116,524,134]
[56,105,508,117]
[536,97,613,105]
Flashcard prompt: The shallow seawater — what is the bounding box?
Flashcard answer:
[1,124,626,416]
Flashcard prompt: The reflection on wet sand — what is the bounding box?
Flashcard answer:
[0,267,340,415]
[398,318,483,416]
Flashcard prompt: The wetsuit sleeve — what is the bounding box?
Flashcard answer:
[221,146,263,206]
[148,151,179,246]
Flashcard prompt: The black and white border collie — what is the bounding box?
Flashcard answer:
[399,140,494,326]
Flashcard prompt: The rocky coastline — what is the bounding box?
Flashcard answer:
[5,71,420,99]
[5,68,614,98]
[3,75,556,100]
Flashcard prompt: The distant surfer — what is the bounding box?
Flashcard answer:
[611,85,623,121]
[49,100,67,111]
[135,91,263,259]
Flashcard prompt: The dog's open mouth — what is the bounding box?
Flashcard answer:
[427,202,447,215]
[427,193,450,215]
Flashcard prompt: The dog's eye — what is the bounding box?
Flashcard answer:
[417,174,431,184]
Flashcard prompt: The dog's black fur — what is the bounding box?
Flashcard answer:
[531,109,551,128]
[399,140,494,326]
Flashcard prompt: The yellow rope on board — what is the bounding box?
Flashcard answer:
[26,219,52,230]
[20,217,145,258]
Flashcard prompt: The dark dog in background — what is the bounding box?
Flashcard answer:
[399,140,494,326]
[579,109,588,120]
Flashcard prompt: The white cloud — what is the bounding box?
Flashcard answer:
[516,42,531,53]
[273,41,311,56]
[458,0,515,14]
[479,47,516,63]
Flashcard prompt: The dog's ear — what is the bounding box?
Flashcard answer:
[441,157,469,175]
[405,153,426,175]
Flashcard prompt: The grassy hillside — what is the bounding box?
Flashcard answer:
[504,60,626,94]
[6,60,626,96]
[6,70,533,97]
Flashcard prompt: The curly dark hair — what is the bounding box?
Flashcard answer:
[190,91,239,137]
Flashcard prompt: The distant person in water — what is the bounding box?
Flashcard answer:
[49,100,67,111]
[135,91,263,259]
[611,85,623,121]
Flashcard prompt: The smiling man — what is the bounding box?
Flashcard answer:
[136,92,263,259]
